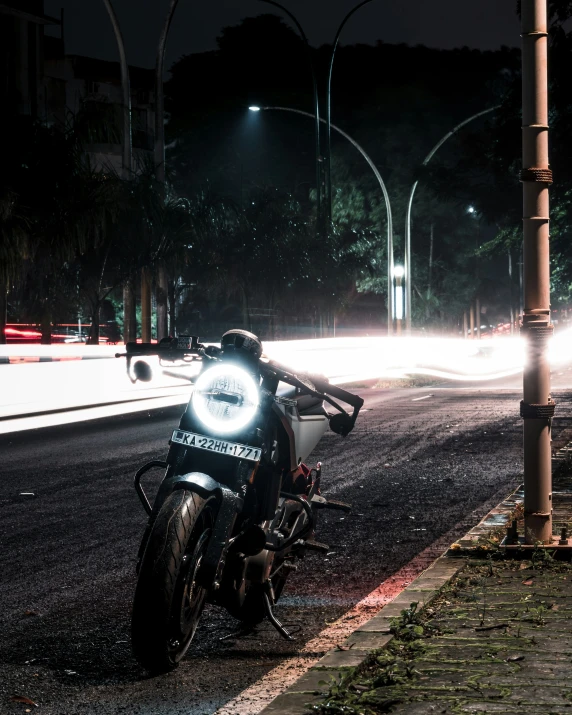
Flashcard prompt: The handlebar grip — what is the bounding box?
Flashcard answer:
[125,342,158,356]
[311,374,364,410]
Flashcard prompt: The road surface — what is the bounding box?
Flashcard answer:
[1,378,571,714]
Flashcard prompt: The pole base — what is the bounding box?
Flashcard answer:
[501,535,572,551]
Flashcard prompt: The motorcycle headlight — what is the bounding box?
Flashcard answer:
[192,364,260,434]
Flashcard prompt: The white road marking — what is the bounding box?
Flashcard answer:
[411,394,433,402]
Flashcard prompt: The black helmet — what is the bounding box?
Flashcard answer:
[221,329,263,360]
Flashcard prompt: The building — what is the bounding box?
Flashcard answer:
[0,0,59,117]
[0,1,155,172]
[44,43,155,173]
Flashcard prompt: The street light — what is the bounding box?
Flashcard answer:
[249,104,394,334]
[255,0,323,234]
[404,105,500,334]
[256,0,381,231]
[393,265,404,336]
[101,0,138,343]
[325,0,379,225]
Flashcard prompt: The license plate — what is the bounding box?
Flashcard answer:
[171,429,262,462]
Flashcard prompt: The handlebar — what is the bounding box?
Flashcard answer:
[115,337,364,434]
[123,336,203,356]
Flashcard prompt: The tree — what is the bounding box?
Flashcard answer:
[0,118,108,343]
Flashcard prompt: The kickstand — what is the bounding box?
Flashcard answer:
[263,591,294,641]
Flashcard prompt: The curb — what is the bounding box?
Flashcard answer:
[258,439,572,714]
[259,558,467,713]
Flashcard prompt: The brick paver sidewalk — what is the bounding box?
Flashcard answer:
[336,556,572,714]
[261,461,572,715]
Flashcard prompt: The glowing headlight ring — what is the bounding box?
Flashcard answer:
[192,363,260,434]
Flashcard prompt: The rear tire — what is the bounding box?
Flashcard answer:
[131,490,216,673]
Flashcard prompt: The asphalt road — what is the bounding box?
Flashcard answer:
[2,379,572,715]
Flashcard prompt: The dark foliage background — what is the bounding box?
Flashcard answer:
[3,2,572,341]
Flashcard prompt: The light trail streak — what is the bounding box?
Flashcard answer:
[1,330,572,430]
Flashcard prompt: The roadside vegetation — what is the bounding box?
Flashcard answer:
[309,552,572,714]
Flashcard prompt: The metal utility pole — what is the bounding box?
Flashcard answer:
[257,0,323,235]
[509,252,515,334]
[521,0,554,544]
[154,0,179,341]
[102,0,136,342]
[325,0,377,225]
[102,0,131,178]
[154,0,178,186]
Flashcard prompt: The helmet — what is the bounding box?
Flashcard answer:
[221,329,263,360]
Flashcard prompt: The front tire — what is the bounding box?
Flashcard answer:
[131,490,216,673]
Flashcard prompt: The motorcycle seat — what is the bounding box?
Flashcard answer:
[277,383,326,416]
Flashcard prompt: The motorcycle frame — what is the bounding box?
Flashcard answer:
[122,336,363,600]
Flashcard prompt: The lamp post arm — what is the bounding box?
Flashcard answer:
[325,0,376,224]
[155,0,180,185]
[102,0,131,178]
[404,104,500,333]
[260,107,391,222]
[259,105,394,332]
[422,105,501,166]
[256,0,322,226]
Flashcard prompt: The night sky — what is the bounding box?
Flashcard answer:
[44,0,520,71]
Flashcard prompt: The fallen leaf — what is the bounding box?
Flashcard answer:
[475,623,509,632]
[334,643,355,651]
[551,604,560,611]
[519,563,528,570]
[522,578,534,586]
[10,695,37,707]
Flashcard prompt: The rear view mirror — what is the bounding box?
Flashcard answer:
[133,360,153,382]
[329,413,354,436]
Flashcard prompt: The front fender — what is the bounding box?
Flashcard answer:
[170,471,225,499]
[163,471,243,590]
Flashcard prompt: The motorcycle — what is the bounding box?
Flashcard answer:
[116,329,363,673]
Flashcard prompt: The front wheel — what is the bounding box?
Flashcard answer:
[131,490,216,673]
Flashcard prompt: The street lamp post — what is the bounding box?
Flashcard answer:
[154,0,179,186]
[257,0,381,232]
[325,0,377,225]
[393,265,404,335]
[256,0,323,234]
[154,0,180,341]
[405,106,500,334]
[250,105,394,334]
[101,0,131,180]
[101,0,137,342]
